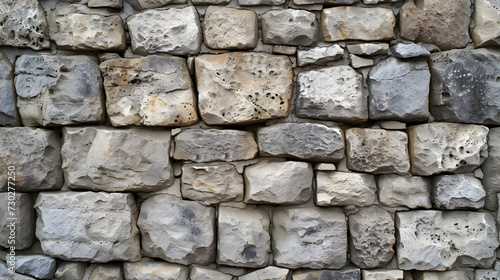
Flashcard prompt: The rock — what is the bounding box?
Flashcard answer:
[297,45,344,66]
[363,0,401,3]
[362,270,404,280]
[322,7,395,42]
[0,128,63,192]
[189,266,232,280]
[273,45,297,55]
[195,52,293,125]
[217,266,247,277]
[123,258,189,280]
[55,262,87,280]
[82,264,123,280]
[0,261,36,280]
[99,55,198,127]
[474,269,500,280]
[124,0,186,10]
[203,7,257,50]
[483,128,500,210]
[193,0,230,4]
[88,0,123,9]
[181,162,244,205]
[293,0,358,5]
[377,175,432,209]
[239,266,290,280]
[217,206,271,268]
[174,129,258,162]
[138,194,215,265]
[127,7,202,55]
[472,0,500,47]
[347,43,389,56]
[379,121,406,130]
[292,268,360,280]
[0,53,18,126]
[239,0,285,4]
[62,127,174,192]
[0,0,49,50]
[15,255,56,280]
[349,54,373,68]
[315,163,336,171]
[316,171,376,207]
[15,55,105,126]
[429,48,500,124]
[399,0,471,50]
[432,174,486,209]
[346,128,410,174]
[35,192,141,262]
[396,210,499,270]
[390,43,430,58]
[296,65,367,123]
[261,9,318,46]
[368,57,430,121]
[408,123,489,176]
[349,206,395,268]
[257,123,345,162]
[0,193,35,250]
[415,271,468,280]
[272,206,347,269]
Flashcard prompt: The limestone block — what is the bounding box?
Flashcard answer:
[377,175,432,209]
[0,261,36,280]
[0,193,35,250]
[363,0,401,3]
[316,171,376,207]
[88,0,123,9]
[15,255,56,280]
[368,57,429,121]
[35,192,141,262]
[297,45,344,66]
[293,0,358,5]
[189,266,232,280]
[400,0,471,50]
[257,123,345,162]
[362,270,404,280]
[408,123,489,176]
[390,43,430,58]
[127,7,202,55]
[273,206,347,269]
[474,269,500,280]
[0,53,18,126]
[350,54,373,68]
[125,0,186,10]
[99,55,198,127]
[239,0,285,5]
[273,45,297,55]
[346,128,410,174]
[296,66,367,123]
[473,0,500,47]
[416,271,468,280]
[62,127,174,192]
[15,55,104,126]
[396,210,499,270]
[55,262,87,280]
[261,9,318,46]
[138,195,216,265]
[483,128,500,210]
[193,0,230,4]
[82,264,123,280]
[322,7,395,42]
[432,174,486,209]
[195,52,293,125]
[239,266,290,280]
[203,7,258,50]
[292,268,360,280]
[123,258,189,280]
[347,43,389,56]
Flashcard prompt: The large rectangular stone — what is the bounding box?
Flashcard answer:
[0,193,35,250]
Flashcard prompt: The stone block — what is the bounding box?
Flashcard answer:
[0,53,18,126]
[316,171,376,207]
[82,264,123,280]
[472,0,500,47]
[432,174,486,209]
[390,43,430,58]
[125,0,186,9]
[362,270,403,280]
[483,127,500,210]
[377,175,432,209]
[292,268,360,280]
[88,0,123,9]
[239,266,290,280]
[15,255,56,280]
[55,262,87,280]
[297,45,344,67]
[123,258,189,280]
[262,9,318,46]
[347,43,389,56]
[0,193,35,250]
[189,266,232,280]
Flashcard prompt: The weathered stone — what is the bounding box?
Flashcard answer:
[82,264,123,280]
[379,121,406,130]
[432,174,486,209]
[416,271,468,280]
[474,269,500,280]
[195,52,293,125]
[0,0,49,50]
[217,206,271,268]
[99,55,198,127]
[127,7,202,55]
[181,162,244,205]
[350,54,373,69]
[88,0,123,9]
[346,128,410,174]
[239,266,290,280]
[400,0,471,50]
[15,55,105,126]
[189,266,232,280]
[0,193,35,250]
[322,7,395,42]
[0,261,35,280]
[62,127,174,192]
[368,57,430,121]
[203,7,257,50]
[377,175,432,209]
[273,45,297,55]
[273,206,347,269]
[293,0,358,5]
[124,258,189,280]
[297,45,344,66]
[316,171,376,207]
[315,163,336,171]
[296,66,367,123]
[390,43,430,58]
[124,0,186,9]
[138,194,215,265]
[15,255,56,280]
[362,270,403,280]
[473,0,500,47]
[429,48,500,124]
[0,53,18,126]
[483,128,500,210]
[174,129,258,162]
[240,0,284,5]
[262,9,318,46]
[347,43,389,56]
[0,128,63,192]
[362,0,401,3]
[55,262,87,280]
[396,211,498,270]
[408,123,489,176]
[292,268,360,280]
[193,0,230,4]
[35,192,141,262]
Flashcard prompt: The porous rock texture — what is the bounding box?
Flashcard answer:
[316,171,377,207]
[261,9,318,46]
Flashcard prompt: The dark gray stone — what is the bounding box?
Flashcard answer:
[292,268,361,280]
[483,127,500,210]
[0,53,18,126]
[15,255,56,280]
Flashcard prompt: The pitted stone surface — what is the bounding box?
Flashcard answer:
[14,255,56,280]
[124,258,189,280]
[297,45,344,66]
[261,9,318,46]
[292,267,360,280]
[316,171,376,207]
[189,266,232,280]
[483,128,500,210]
[0,53,18,126]
[377,175,432,209]
[125,0,186,9]
[473,0,500,47]
[432,174,486,209]
[239,266,290,280]
[0,193,35,250]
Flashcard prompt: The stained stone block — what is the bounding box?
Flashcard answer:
[316,171,376,207]
[195,52,293,125]
[54,262,87,280]
[0,53,18,126]
[124,0,186,10]
[0,193,35,250]
[138,194,216,265]
[239,266,290,280]
[15,55,105,126]
[362,270,403,280]
[297,45,344,67]
[189,266,232,280]
[124,258,189,280]
[432,174,486,209]
[261,9,318,46]
[292,268,360,280]
[473,0,500,47]
[377,175,432,209]
[82,264,123,280]
[99,55,198,127]
[35,192,141,262]
[62,127,174,192]
[15,255,56,280]
[483,128,500,210]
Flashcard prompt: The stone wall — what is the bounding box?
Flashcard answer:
[0,0,499,279]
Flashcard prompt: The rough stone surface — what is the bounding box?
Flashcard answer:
[416,271,468,280]
[203,7,258,50]
[429,48,500,125]
[296,66,367,123]
[195,52,293,125]
[483,128,500,210]
[399,0,471,50]
[363,0,401,3]
[272,206,347,269]
[293,0,359,5]
[473,0,500,47]
[54,262,87,280]
[82,264,123,280]
[273,45,297,55]
[62,127,174,192]
[297,45,344,66]
[88,0,123,9]
[0,261,36,280]
[432,174,486,209]
[377,175,432,209]
[322,7,395,42]
[368,57,430,121]
[362,270,404,280]
[474,269,500,280]
[350,54,373,68]
[257,123,344,162]
[0,53,18,126]
[123,258,189,280]
[0,193,35,250]
[316,171,376,207]
[347,43,389,56]
[408,123,489,176]
[124,0,186,10]
[292,268,360,280]
[15,255,56,280]
[99,55,198,127]
[396,211,498,270]
[261,9,318,46]
[390,43,430,58]
[193,0,230,4]
[239,266,290,280]
[35,192,141,262]
[15,55,105,126]
[138,194,215,265]
[189,266,232,280]
[239,0,285,4]
[127,7,202,55]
